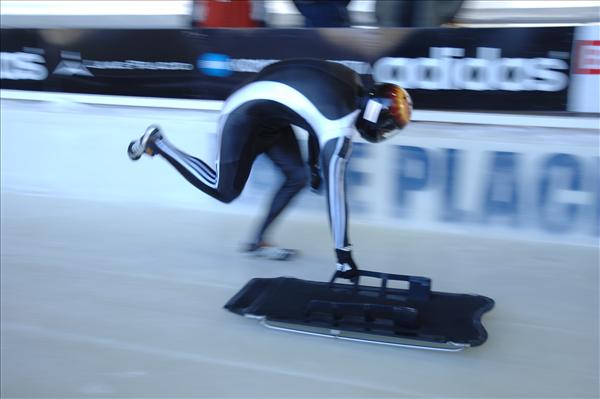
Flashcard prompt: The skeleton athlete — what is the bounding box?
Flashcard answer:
[128,59,412,279]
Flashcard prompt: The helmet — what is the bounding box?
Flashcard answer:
[356,83,412,143]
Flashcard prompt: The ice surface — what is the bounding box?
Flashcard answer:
[1,192,598,397]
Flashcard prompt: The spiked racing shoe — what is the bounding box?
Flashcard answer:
[244,242,298,261]
[127,125,162,161]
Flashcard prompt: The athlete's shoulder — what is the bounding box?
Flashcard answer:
[259,58,352,73]
[254,59,364,115]
[254,58,362,88]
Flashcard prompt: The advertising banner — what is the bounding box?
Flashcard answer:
[1,27,575,112]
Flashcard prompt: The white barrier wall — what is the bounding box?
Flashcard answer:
[568,24,600,113]
[1,97,598,246]
[344,124,598,244]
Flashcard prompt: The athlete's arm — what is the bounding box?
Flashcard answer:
[321,135,359,278]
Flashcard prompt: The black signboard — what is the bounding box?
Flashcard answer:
[0,27,574,111]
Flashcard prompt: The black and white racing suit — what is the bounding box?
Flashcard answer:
[151,59,365,272]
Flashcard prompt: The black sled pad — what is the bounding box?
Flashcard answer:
[224,270,494,351]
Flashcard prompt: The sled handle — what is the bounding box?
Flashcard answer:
[329,269,431,301]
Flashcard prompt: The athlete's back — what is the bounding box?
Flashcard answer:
[249,59,365,120]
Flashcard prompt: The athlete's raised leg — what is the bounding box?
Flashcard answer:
[128,117,257,203]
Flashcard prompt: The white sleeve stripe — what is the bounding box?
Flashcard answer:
[328,137,349,249]
[220,81,360,147]
[336,158,347,249]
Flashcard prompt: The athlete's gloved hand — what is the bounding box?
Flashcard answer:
[335,248,360,280]
[310,166,322,193]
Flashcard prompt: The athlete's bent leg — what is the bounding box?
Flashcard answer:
[251,127,308,245]
[128,125,253,203]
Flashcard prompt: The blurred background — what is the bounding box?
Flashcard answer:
[1,0,600,28]
[1,1,599,398]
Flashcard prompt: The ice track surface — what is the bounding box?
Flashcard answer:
[1,192,598,398]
